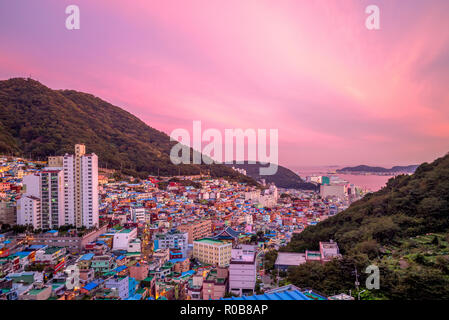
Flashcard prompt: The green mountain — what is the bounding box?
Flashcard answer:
[225,162,318,190]
[283,152,449,299]
[0,77,256,184]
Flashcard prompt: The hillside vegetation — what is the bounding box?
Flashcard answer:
[0,78,256,185]
[283,152,449,299]
[225,162,318,190]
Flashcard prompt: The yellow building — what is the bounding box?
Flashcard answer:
[193,238,232,267]
[47,156,64,167]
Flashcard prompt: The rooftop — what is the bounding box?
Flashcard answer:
[194,238,227,246]
[275,252,306,266]
[222,289,311,300]
[27,287,47,295]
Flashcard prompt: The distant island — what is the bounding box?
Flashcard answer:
[336,164,419,175]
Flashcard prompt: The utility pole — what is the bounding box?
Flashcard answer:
[276,267,280,288]
[358,289,366,300]
[354,267,360,292]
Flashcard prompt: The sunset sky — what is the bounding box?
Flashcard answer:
[1,0,448,168]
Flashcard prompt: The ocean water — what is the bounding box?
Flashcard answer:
[293,166,394,192]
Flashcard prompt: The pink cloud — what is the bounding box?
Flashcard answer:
[0,0,448,167]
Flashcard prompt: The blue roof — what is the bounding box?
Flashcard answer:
[27,245,46,250]
[181,270,195,277]
[83,281,99,291]
[14,251,33,257]
[79,253,95,261]
[221,290,311,301]
[113,265,128,273]
[126,293,142,300]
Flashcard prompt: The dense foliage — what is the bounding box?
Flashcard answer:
[0,78,257,185]
[283,153,449,299]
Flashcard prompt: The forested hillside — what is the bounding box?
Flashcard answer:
[283,153,449,299]
[0,78,256,185]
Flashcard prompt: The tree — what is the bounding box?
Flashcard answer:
[263,250,278,271]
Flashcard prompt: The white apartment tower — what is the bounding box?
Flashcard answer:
[63,144,99,228]
[16,195,41,229]
[17,170,64,229]
[17,173,40,229]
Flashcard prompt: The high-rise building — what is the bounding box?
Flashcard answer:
[17,145,99,229]
[17,168,65,229]
[22,173,40,198]
[62,144,99,228]
[17,170,64,229]
[17,173,41,228]
[321,176,330,185]
[40,169,64,229]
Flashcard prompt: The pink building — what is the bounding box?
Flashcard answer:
[129,262,150,281]
[187,273,203,300]
[202,267,228,300]
[229,245,257,296]
[319,240,341,263]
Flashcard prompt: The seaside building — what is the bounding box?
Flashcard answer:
[320,184,345,198]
